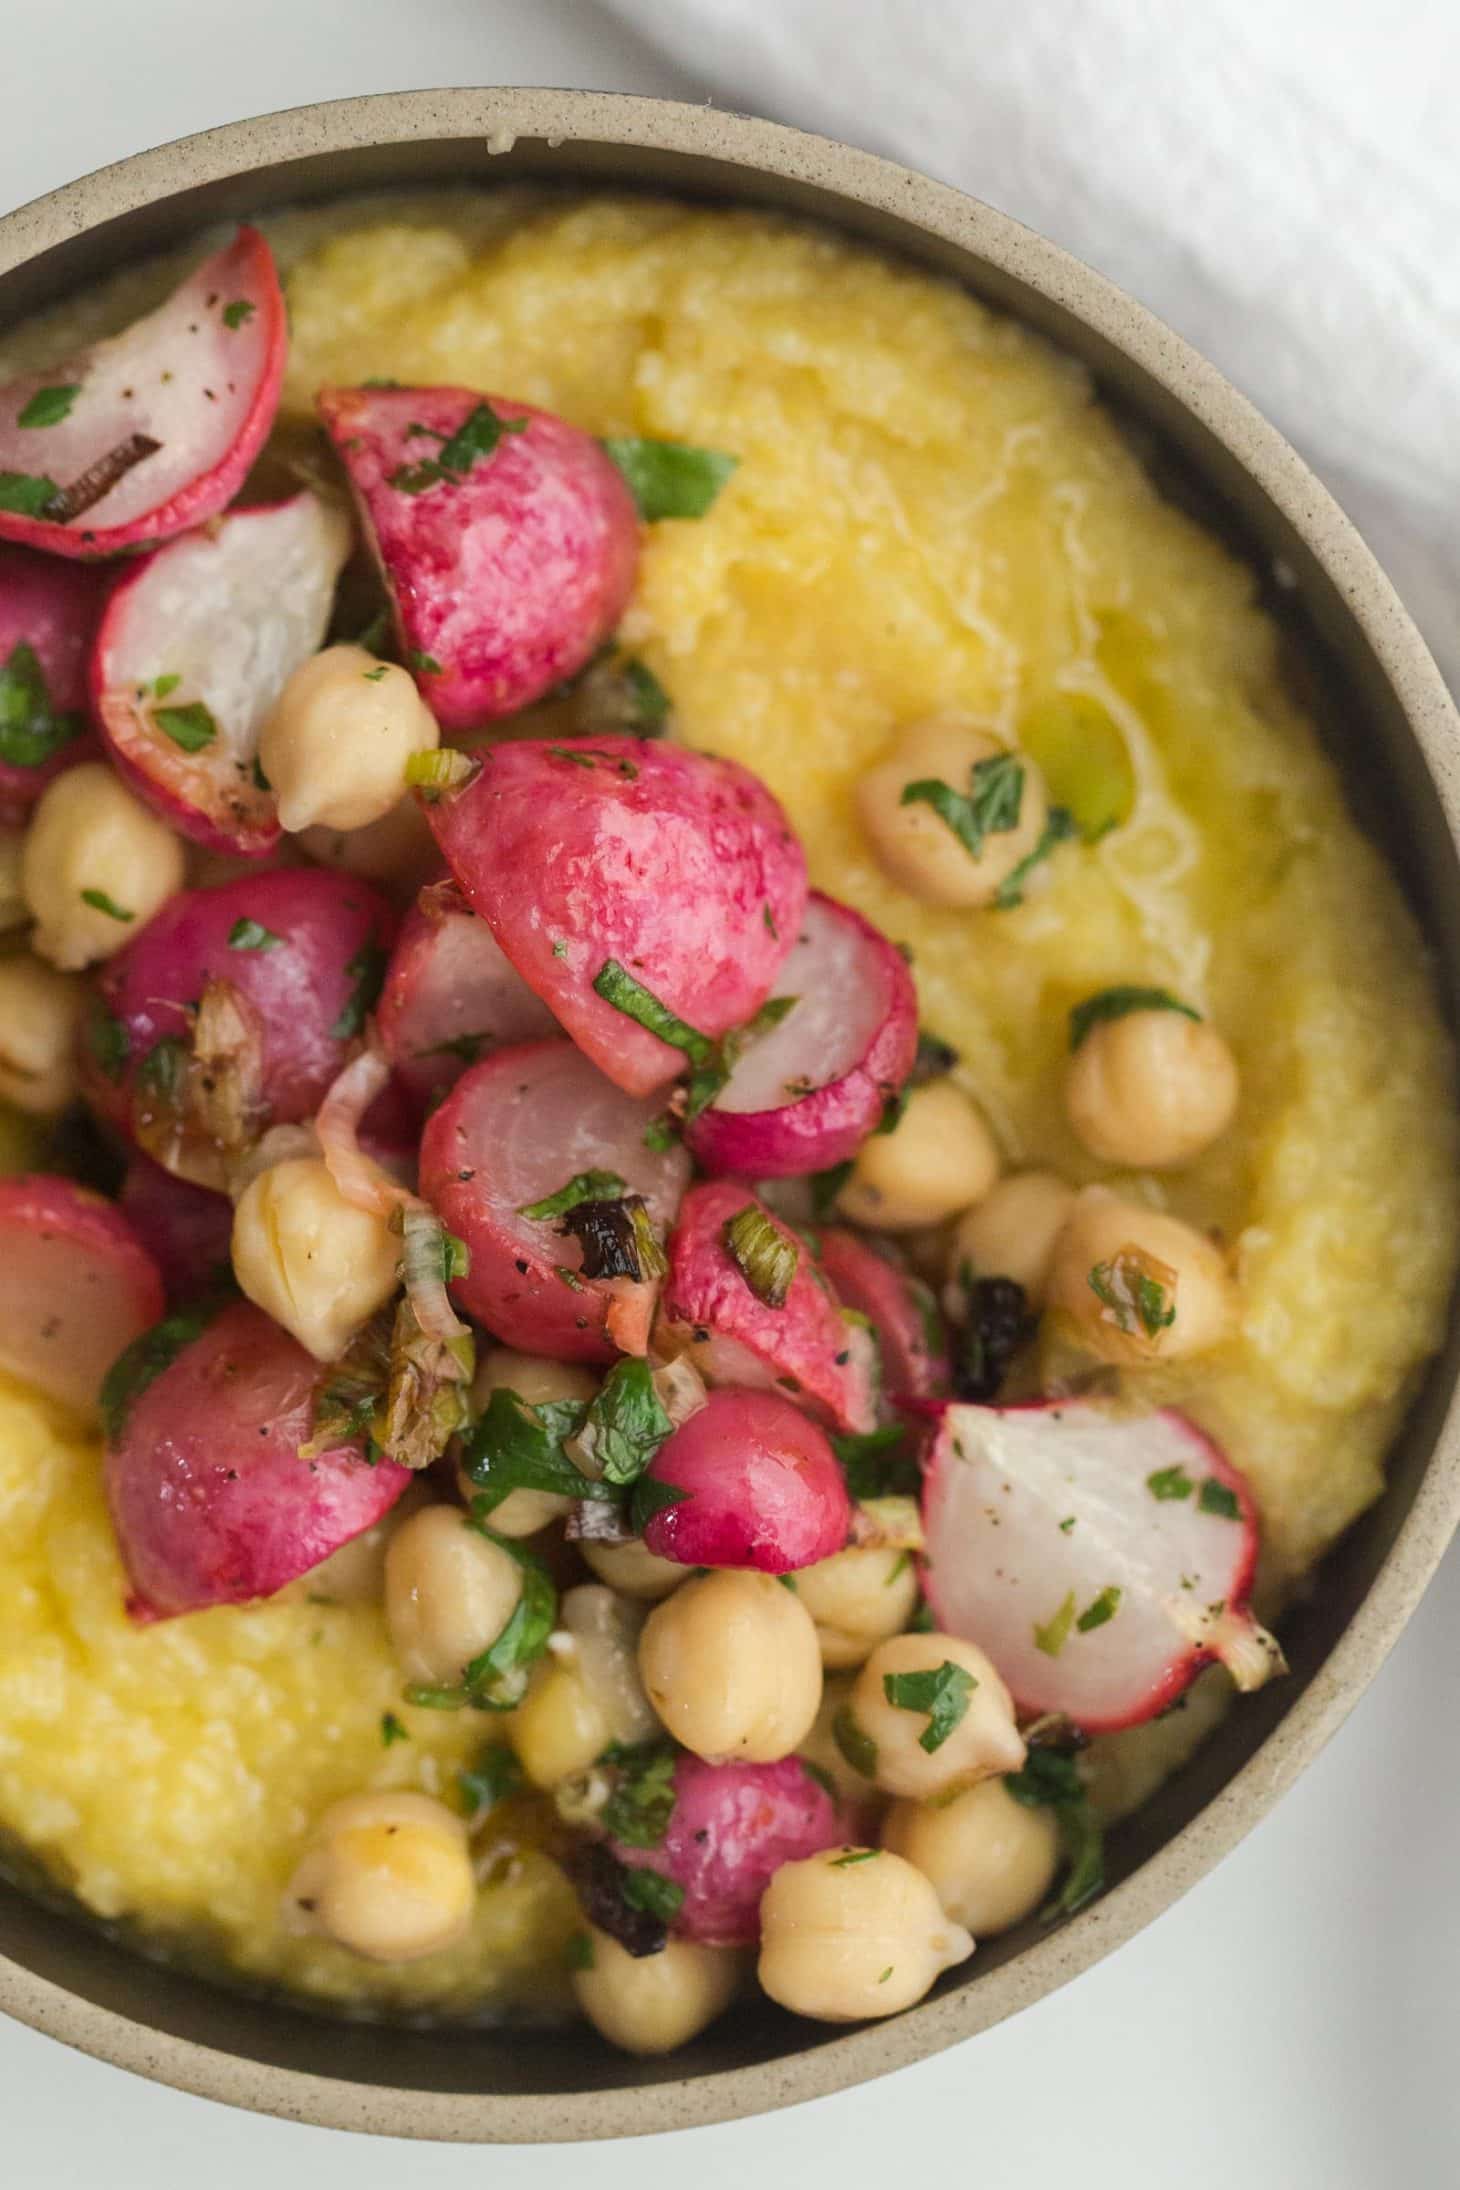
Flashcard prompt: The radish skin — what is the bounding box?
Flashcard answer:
[0,545,105,817]
[376,880,557,1110]
[119,1156,233,1300]
[0,1174,164,1421]
[640,1388,852,1572]
[818,1227,949,1401]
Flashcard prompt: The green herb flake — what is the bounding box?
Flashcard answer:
[833,1423,918,1503]
[1034,1591,1077,1659]
[153,700,218,752]
[0,642,85,770]
[1088,1250,1176,1339]
[519,1169,628,1223]
[628,1472,691,1535]
[619,1864,685,1923]
[99,1301,221,1443]
[993,805,1078,911]
[329,942,388,1040]
[380,1711,408,1746]
[900,751,1025,865]
[17,384,80,430]
[0,471,60,516]
[85,1006,130,1082]
[1068,986,1201,1051]
[1147,1465,1195,1502]
[221,299,255,330]
[227,917,282,953]
[387,402,527,495]
[592,958,713,1064]
[566,1930,596,1972]
[408,650,443,676]
[1058,1515,1077,1534]
[454,1531,558,1711]
[1075,1585,1122,1634]
[881,1660,976,1753]
[831,1704,879,1780]
[829,1848,880,1868]
[80,888,133,923]
[622,658,671,730]
[363,664,389,683]
[878,1966,894,1983]
[462,1387,598,1512]
[599,1741,678,1848]
[1198,1477,1241,1520]
[601,436,738,522]
[722,1203,799,1309]
[458,1744,523,1816]
[580,1357,674,1488]
[642,1113,677,1153]
[1004,1743,1106,1918]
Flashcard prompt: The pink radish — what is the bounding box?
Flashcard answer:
[104,1298,412,1620]
[0,227,286,559]
[119,1156,233,1301]
[818,1228,949,1402]
[81,867,397,1186]
[376,879,557,1110]
[610,1755,845,1946]
[427,737,806,1097]
[921,1399,1285,1733]
[686,894,918,1176]
[418,1039,691,1362]
[316,383,638,731]
[92,492,352,855]
[0,1174,164,1421]
[639,1387,851,1572]
[0,545,105,817]
[655,1179,878,1434]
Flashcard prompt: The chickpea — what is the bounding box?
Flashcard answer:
[1045,1185,1236,1364]
[289,1480,429,1606]
[793,1542,920,1670]
[882,1778,1060,1934]
[758,1847,973,2021]
[509,1657,612,1789]
[384,1504,523,1688]
[1065,1007,1239,1169]
[298,794,441,895]
[798,1675,883,1814]
[838,1080,1000,1233]
[230,1156,399,1362]
[283,1790,474,1963]
[846,1632,1024,1801]
[0,954,85,1115]
[459,1348,600,1537]
[573,1925,739,2055]
[857,718,1050,909]
[22,763,185,969]
[948,1170,1075,1308]
[260,645,441,835]
[0,829,28,932]
[582,1535,685,1601]
[639,1569,822,1764]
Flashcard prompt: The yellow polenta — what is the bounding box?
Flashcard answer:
[0,193,1454,2002]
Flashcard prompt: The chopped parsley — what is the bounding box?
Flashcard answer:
[17,384,80,429]
[221,299,256,329]
[622,658,671,730]
[618,1865,684,1923]
[387,400,527,494]
[98,1301,222,1442]
[881,1660,977,1753]
[85,1005,130,1082]
[592,958,713,1064]
[0,642,85,769]
[829,1849,880,1868]
[1068,986,1201,1050]
[363,664,389,683]
[627,1472,691,1534]
[565,1930,595,1971]
[519,1169,628,1223]
[577,1358,674,1488]
[598,1741,678,1848]
[1198,1477,1241,1520]
[1076,1585,1122,1634]
[0,471,59,516]
[1005,1743,1105,1917]
[151,674,181,699]
[994,804,1077,909]
[80,889,133,923]
[380,1711,408,1746]
[1033,1591,1077,1659]
[1147,1464,1195,1502]
[463,1387,601,1511]
[416,1528,557,1711]
[153,700,217,752]
[831,1705,879,1780]
[1088,1249,1176,1339]
[600,435,738,522]
[408,650,443,676]
[833,1423,919,1502]
[900,750,1025,862]
[722,1202,799,1309]
[328,941,388,1040]
[459,1744,523,1816]
[227,917,282,953]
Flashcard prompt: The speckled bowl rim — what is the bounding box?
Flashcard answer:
[1,88,1458,2143]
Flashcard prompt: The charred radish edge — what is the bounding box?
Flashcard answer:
[0,1174,165,1420]
[0,228,287,558]
[921,1399,1284,1733]
[92,493,351,855]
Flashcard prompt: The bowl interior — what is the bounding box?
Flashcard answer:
[2,94,1458,2139]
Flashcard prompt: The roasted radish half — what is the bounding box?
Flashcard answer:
[921,1400,1284,1732]
[818,1227,949,1402]
[0,227,286,559]
[92,492,351,854]
[104,1298,412,1620]
[0,545,105,818]
[317,383,638,731]
[639,1388,852,1573]
[0,1174,164,1421]
[376,879,557,1110]
[656,1180,878,1435]
[81,867,397,1188]
[119,1156,234,1301]
[686,894,917,1176]
[419,1039,691,1362]
[427,737,806,1097]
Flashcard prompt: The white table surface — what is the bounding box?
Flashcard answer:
[2,4,1457,2183]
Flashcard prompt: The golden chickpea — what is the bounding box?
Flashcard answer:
[582,1535,685,1601]
[793,1543,920,1670]
[798,1676,883,1815]
[230,1156,400,1362]
[22,763,186,969]
[289,1480,429,1606]
[847,1632,1024,1801]
[0,954,85,1115]
[1065,1007,1239,1169]
[299,794,441,895]
[283,1790,474,1963]
[458,1349,600,1537]
[260,644,441,835]
[949,1170,1076,1307]
[384,1504,524,1688]
[572,1925,740,2055]
[838,1081,1000,1233]
[639,1569,823,1764]
[1045,1185,1236,1364]
[0,828,28,932]
[882,1778,1060,1934]
[758,1846,973,2021]
[857,719,1051,910]
[509,1657,612,1789]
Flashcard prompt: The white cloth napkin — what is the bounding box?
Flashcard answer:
[602,0,1459,689]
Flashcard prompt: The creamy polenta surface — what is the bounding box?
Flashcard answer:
[0,192,1453,2005]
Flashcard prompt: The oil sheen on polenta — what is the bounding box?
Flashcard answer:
[0,193,1453,2001]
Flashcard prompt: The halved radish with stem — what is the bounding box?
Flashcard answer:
[921,1399,1285,1733]
[316,383,638,731]
[0,545,105,818]
[419,1039,691,1362]
[655,1179,878,1434]
[638,1387,851,1572]
[0,227,286,559]
[376,879,557,1110]
[0,1173,164,1421]
[686,894,917,1176]
[103,1298,412,1620]
[817,1227,949,1402]
[427,737,806,1097]
[92,491,352,854]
